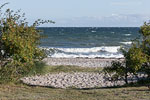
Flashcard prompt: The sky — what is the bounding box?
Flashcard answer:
[1,0,150,27]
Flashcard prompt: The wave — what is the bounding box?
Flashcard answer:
[91,30,96,33]
[120,42,132,45]
[50,53,123,58]
[57,46,120,53]
[40,46,123,58]
[124,34,131,36]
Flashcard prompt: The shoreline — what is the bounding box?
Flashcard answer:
[43,57,124,67]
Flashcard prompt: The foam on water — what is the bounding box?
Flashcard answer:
[55,46,120,53]
[50,52,124,58]
[41,46,123,58]
[120,41,132,45]
[124,34,131,36]
[91,30,96,33]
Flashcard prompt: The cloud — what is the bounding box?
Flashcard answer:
[41,14,150,27]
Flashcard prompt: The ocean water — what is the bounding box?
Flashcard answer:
[39,27,140,58]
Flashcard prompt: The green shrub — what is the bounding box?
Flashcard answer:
[0,7,54,82]
[103,22,150,84]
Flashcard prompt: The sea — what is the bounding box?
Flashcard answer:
[38,27,140,58]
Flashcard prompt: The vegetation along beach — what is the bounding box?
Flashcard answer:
[0,0,150,100]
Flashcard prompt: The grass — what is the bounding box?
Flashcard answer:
[0,83,150,100]
[27,61,103,76]
[0,61,150,100]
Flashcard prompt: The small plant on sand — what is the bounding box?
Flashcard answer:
[0,4,54,82]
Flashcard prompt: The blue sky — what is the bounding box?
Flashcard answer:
[1,0,150,27]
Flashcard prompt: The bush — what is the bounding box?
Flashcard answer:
[0,6,54,82]
[103,22,150,84]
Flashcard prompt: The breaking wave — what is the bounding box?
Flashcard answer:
[40,46,124,58]
[120,41,132,45]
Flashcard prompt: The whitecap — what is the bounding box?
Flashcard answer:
[40,46,123,58]
[124,34,131,36]
[120,42,132,45]
[50,53,124,58]
[50,46,120,53]
[91,30,96,33]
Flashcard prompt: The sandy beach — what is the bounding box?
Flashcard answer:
[43,58,124,67]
